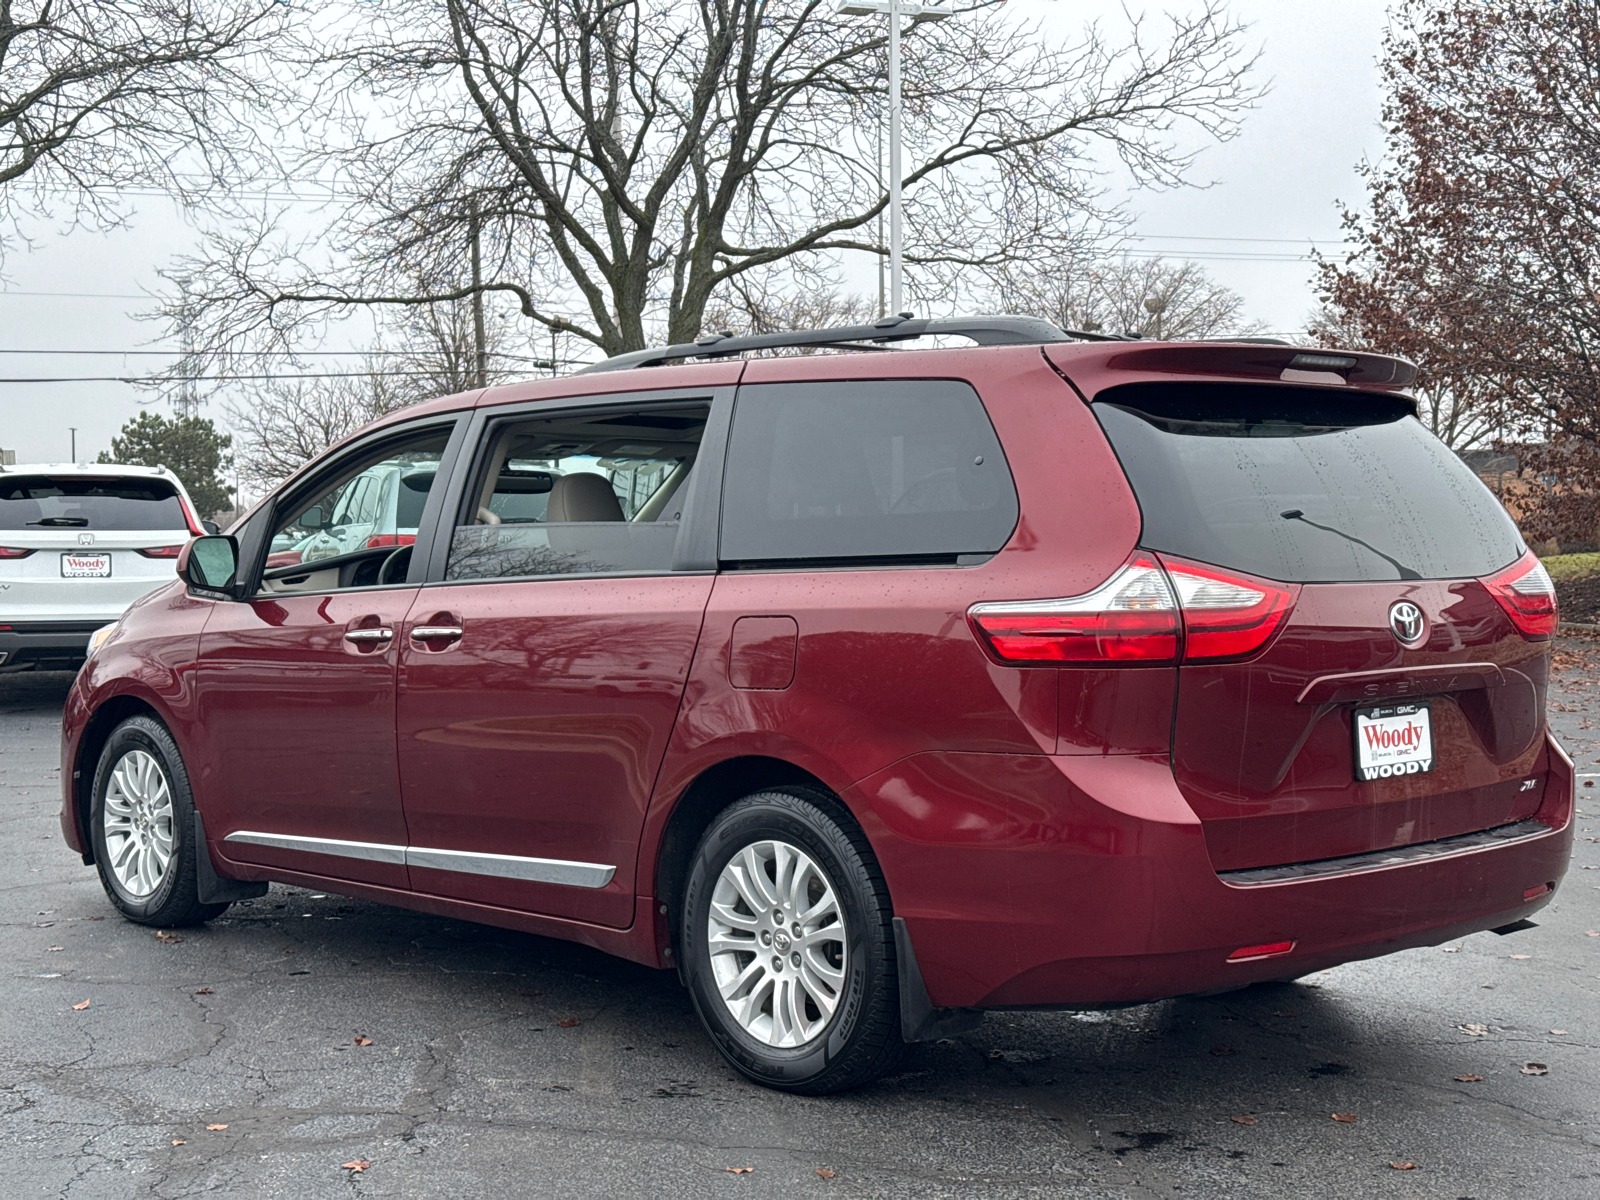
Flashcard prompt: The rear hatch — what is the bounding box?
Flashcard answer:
[0,474,194,621]
[1092,381,1552,872]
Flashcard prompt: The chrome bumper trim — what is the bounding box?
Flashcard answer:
[223,830,615,889]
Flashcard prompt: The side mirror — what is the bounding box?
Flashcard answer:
[177,535,241,598]
[202,519,222,536]
[302,506,325,530]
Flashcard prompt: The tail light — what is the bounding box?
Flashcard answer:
[968,553,1179,664]
[0,547,35,559]
[1483,550,1557,639]
[136,545,185,559]
[1159,555,1299,661]
[365,533,417,549]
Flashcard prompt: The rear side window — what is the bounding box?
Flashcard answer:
[0,476,188,531]
[1093,382,1524,583]
[720,380,1017,565]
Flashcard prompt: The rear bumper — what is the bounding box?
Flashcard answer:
[0,622,102,671]
[848,732,1575,1009]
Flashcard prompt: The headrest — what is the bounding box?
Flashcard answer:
[545,472,624,522]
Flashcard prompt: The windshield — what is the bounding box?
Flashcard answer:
[0,475,189,532]
[1093,383,1525,583]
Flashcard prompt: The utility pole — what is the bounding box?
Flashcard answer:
[838,0,953,316]
[469,198,488,389]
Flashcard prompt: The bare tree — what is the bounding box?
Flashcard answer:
[999,256,1260,339]
[158,0,1259,370]
[0,0,285,260]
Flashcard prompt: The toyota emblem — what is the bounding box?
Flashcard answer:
[1389,600,1427,647]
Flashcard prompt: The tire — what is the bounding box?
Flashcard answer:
[89,715,229,927]
[680,788,904,1094]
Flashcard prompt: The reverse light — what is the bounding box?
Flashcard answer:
[1483,550,1557,640]
[136,545,185,559]
[1160,555,1299,661]
[968,553,1179,664]
[1227,940,1296,963]
[365,533,418,549]
[0,546,35,559]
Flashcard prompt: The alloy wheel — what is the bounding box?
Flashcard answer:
[101,749,175,898]
[707,839,849,1048]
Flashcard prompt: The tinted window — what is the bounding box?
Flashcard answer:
[0,476,188,531]
[1093,383,1524,583]
[720,381,1017,564]
[445,405,706,582]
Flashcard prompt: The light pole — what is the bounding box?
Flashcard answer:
[837,0,952,316]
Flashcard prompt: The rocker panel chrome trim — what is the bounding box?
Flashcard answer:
[222,831,615,888]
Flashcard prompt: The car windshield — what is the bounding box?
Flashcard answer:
[0,476,189,531]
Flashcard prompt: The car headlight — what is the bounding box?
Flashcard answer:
[86,624,118,658]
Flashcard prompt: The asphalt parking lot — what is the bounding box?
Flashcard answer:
[2,651,1598,1200]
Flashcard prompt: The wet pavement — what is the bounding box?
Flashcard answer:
[1,648,1597,1199]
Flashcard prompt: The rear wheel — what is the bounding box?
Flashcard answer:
[681,789,903,1094]
[90,715,228,927]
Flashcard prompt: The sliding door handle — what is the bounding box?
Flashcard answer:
[343,627,394,643]
[410,625,464,642]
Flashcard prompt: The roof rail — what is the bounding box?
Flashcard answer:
[575,314,1128,374]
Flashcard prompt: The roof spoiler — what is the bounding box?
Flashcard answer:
[1095,344,1417,390]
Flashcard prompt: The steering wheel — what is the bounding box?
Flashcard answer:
[378,545,412,586]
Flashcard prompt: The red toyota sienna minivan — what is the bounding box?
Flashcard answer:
[58,318,1574,1094]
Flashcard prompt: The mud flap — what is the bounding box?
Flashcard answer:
[893,916,984,1043]
[194,813,268,904]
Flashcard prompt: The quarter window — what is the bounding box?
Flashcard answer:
[719,380,1018,565]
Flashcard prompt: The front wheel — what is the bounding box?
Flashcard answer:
[90,715,229,927]
[681,789,903,1094]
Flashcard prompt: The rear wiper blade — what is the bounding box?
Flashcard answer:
[1279,509,1421,580]
[27,517,90,527]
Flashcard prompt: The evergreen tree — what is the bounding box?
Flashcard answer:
[98,411,234,517]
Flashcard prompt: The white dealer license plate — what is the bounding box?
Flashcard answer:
[60,552,111,578]
[1354,701,1434,781]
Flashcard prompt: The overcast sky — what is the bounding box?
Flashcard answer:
[0,0,1392,474]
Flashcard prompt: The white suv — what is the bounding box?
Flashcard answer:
[0,463,203,672]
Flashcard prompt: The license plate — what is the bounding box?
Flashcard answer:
[1354,701,1433,781]
[60,552,111,578]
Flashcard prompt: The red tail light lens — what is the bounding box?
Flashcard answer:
[968,553,1180,664]
[1483,550,1557,639]
[366,533,418,549]
[136,545,185,559]
[0,547,35,559]
[1160,555,1299,661]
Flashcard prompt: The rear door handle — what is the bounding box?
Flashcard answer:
[410,625,463,642]
[344,627,394,643]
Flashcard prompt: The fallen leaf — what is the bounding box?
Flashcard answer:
[1442,946,1461,953]
[815,1168,836,1179]
[556,1017,580,1028]
[1510,954,1531,960]
[1331,1112,1358,1123]
[1550,1030,1568,1036]
[1230,1115,1257,1125]
[71,999,90,1011]
[1273,1010,1297,1017]
[723,1166,753,1174]
[170,1139,186,1146]
[341,1160,371,1172]
[1209,1045,1236,1056]
[354,1036,374,1046]
[193,987,213,995]
[205,1124,228,1131]
[1455,1074,1485,1082]
[1460,1023,1489,1036]
[47,946,63,952]
[1521,1062,1549,1076]
[1587,931,1599,937]
[1390,1161,1417,1171]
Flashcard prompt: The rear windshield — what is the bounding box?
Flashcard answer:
[1093,383,1524,583]
[0,475,189,532]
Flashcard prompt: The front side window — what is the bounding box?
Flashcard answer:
[259,429,450,592]
[719,380,1018,565]
[445,404,708,582]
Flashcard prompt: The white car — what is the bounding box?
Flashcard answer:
[0,463,205,672]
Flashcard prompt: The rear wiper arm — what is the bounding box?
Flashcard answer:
[27,517,89,527]
[1279,509,1421,580]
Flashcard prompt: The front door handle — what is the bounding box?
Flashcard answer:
[410,625,464,642]
[344,627,395,643]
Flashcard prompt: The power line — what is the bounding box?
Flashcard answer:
[0,369,568,384]
[0,347,564,360]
